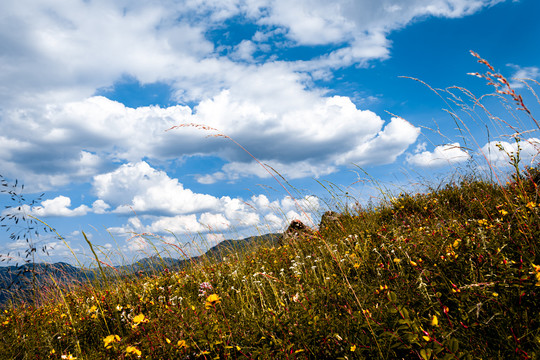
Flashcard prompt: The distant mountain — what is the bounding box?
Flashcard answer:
[0,232,280,306]
[0,262,95,305]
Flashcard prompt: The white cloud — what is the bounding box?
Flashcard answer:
[407,143,471,168]
[507,64,540,89]
[251,0,503,71]
[148,215,206,234]
[91,200,111,214]
[0,0,499,189]
[336,117,421,166]
[0,0,503,112]
[31,196,90,217]
[200,213,231,232]
[481,138,540,167]
[93,161,221,215]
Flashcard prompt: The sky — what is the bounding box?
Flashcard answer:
[1,0,539,267]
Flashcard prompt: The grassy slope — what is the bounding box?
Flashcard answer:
[0,168,538,360]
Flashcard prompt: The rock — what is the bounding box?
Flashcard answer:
[318,210,346,235]
[318,211,340,231]
[278,219,315,246]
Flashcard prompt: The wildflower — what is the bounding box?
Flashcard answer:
[205,294,221,309]
[61,354,77,360]
[198,282,213,297]
[292,293,300,303]
[410,260,418,267]
[499,209,508,216]
[477,219,488,226]
[393,258,401,264]
[526,201,536,209]
[126,346,142,357]
[443,306,449,314]
[177,340,188,349]
[103,334,121,349]
[350,345,357,352]
[353,263,360,269]
[492,292,499,297]
[133,313,148,324]
[131,313,149,328]
[88,305,97,313]
[431,315,439,327]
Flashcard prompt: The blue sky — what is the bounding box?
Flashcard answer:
[1,0,539,266]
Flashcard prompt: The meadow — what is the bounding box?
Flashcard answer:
[0,53,539,359]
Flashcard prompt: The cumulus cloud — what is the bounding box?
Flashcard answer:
[31,196,91,217]
[28,196,112,217]
[407,143,471,168]
[0,0,503,110]
[2,87,420,187]
[252,0,504,71]
[96,163,321,237]
[93,161,221,215]
[481,138,540,167]
[0,0,500,189]
[91,161,320,237]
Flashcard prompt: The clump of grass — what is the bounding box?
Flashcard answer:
[0,167,538,359]
[0,53,539,359]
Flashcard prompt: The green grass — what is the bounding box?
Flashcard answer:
[0,52,539,359]
[0,166,538,359]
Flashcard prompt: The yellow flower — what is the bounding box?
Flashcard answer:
[205,294,221,309]
[88,305,97,313]
[353,263,360,269]
[492,292,499,297]
[61,354,77,360]
[393,258,401,264]
[526,201,536,209]
[431,315,439,327]
[410,260,418,267]
[126,346,142,357]
[103,334,121,349]
[132,313,149,324]
[165,338,171,344]
[350,345,357,352]
[499,209,508,216]
[177,340,188,349]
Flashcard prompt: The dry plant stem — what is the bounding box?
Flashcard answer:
[469,50,539,130]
